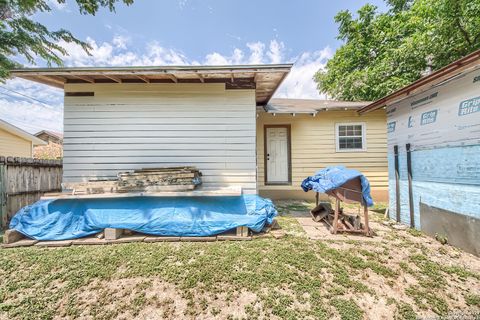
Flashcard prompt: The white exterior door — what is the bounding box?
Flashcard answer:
[266,126,290,184]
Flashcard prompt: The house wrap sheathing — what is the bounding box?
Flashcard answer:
[359,50,480,256]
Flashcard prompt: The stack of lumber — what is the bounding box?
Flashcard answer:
[66,180,118,195]
[116,167,202,193]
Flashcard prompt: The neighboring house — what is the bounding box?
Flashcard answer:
[12,64,387,201]
[34,130,64,159]
[0,119,46,157]
[358,49,480,255]
[35,130,64,145]
[257,98,388,200]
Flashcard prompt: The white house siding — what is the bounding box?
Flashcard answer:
[63,83,257,193]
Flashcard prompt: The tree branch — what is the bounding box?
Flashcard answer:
[455,17,472,46]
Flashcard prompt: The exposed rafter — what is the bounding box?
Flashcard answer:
[166,74,178,83]
[102,74,122,83]
[134,75,150,83]
[71,75,95,83]
[196,72,205,83]
[11,64,293,105]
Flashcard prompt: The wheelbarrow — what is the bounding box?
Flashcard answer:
[311,177,372,236]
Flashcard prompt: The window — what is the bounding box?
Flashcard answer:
[335,123,366,152]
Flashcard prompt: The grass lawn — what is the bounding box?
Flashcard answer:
[0,201,479,319]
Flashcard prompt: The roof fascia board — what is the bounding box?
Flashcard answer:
[357,50,480,114]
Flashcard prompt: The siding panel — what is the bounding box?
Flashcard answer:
[0,128,32,157]
[63,83,257,193]
[257,110,388,199]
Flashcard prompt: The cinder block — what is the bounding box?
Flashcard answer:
[3,229,25,244]
[144,236,180,242]
[236,226,249,237]
[104,228,123,240]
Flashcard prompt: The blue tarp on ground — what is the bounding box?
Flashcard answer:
[301,166,374,207]
[9,195,277,241]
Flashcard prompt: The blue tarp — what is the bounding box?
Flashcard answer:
[9,195,277,241]
[301,166,374,207]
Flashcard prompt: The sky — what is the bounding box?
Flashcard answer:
[0,0,387,134]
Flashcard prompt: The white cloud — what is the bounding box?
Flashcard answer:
[275,47,333,99]
[267,40,284,64]
[246,42,265,64]
[112,35,129,49]
[3,36,333,133]
[0,79,63,134]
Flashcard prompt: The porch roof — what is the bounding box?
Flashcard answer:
[11,64,293,106]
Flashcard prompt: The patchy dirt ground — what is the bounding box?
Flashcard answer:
[0,200,479,320]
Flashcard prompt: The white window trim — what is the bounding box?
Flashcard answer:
[335,122,367,152]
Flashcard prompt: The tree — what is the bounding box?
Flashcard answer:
[0,0,133,81]
[315,0,480,101]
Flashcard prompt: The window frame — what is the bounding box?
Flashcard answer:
[335,122,367,152]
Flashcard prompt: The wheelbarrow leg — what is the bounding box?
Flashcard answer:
[331,198,339,234]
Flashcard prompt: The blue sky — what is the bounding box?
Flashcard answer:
[0,0,387,133]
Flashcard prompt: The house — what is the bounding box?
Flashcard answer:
[34,130,63,159]
[358,49,480,255]
[34,130,63,145]
[257,98,388,200]
[0,119,46,157]
[12,64,387,201]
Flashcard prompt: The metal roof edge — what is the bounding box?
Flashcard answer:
[357,49,480,114]
[11,63,294,74]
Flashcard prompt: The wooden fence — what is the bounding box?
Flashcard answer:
[0,157,62,228]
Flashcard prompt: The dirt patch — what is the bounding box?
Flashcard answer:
[54,277,261,320]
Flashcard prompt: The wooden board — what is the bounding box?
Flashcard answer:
[41,186,242,200]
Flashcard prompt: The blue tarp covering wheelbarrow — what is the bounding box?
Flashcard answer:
[301,166,374,236]
[301,166,374,207]
[9,195,277,241]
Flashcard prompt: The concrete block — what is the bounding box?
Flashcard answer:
[217,235,252,241]
[35,240,73,247]
[144,236,180,242]
[104,228,123,240]
[180,236,217,242]
[105,235,146,244]
[72,237,107,245]
[3,229,25,244]
[2,239,38,248]
[236,226,249,237]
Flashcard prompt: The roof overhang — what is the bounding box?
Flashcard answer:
[0,119,47,146]
[358,49,480,114]
[264,98,370,116]
[11,64,293,106]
